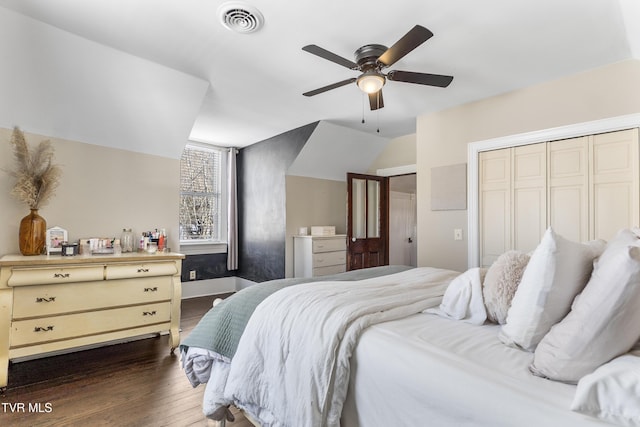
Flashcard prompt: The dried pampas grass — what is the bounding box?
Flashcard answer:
[5,127,62,210]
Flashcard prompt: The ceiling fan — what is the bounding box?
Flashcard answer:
[302,25,453,110]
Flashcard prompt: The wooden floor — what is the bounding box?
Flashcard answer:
[0,295,252,427]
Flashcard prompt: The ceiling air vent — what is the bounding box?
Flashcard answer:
[218,2,264,34]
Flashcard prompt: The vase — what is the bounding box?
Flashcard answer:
[19,209,47,255]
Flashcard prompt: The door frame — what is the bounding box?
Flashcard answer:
[346,172,389,270]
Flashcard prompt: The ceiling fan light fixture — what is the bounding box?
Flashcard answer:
[357,72,385,94]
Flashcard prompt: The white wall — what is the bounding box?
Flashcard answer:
[287,121,389,181]
[0,6,207,160]
[368,133,416,173]
[416,59,640,272]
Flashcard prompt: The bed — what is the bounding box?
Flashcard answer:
[181,228,640,427]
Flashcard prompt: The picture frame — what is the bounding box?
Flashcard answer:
[46,226,68,255]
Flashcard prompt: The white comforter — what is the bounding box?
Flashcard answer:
[223,267,457,427]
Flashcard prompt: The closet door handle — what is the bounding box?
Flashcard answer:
[34,326,54,332]
[137,268,149,273]
[35,297,56,303]
[144,287,158,292]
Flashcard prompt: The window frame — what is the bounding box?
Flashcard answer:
[179,142,228,255]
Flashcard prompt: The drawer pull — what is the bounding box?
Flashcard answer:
[34,326,54,332]
[137,268,149,273]
[144,287,158,292]
[35,297,56,303]
[143,311,157,316]
[53,273,70,279]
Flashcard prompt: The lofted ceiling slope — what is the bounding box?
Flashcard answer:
[0,0,638,156]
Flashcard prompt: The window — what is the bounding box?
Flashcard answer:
[179,144,226,245]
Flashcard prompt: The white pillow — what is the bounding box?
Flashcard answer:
[594,228,639,268]
[571,354,640,427]
[499,228,605,351]
[530,241,640,382]
[482,250,530,324]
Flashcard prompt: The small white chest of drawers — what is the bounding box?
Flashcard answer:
[293,235,347,278]
[0,252,184,390]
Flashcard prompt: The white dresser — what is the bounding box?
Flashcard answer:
[0,252,184,390]
[293,235,347,278]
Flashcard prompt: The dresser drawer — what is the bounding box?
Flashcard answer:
[312,238,345,253]
[7,265,104,287]
[12,276,172,319]
[313,264,347,277]
[10,302,171,347]
[312,250,346,268]
[106,262,177,280]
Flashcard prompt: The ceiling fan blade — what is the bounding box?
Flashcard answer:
[302,45,358,70]
[387,70,453,87]
[368,90,384,110]
[303,78,357,97]
[378,25,434,67]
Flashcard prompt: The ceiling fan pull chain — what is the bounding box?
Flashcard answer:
[361,93,366,124]
[376,93,380,133]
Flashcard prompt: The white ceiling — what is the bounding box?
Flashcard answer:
[0,0,638,152]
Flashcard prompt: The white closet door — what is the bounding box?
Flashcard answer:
[548,136,589,243]
[590,128,640,241]
[389,191,416,267]
[512,143,547,253]
[479,148,511,267]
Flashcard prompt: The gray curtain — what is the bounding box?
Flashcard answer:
[227,147,238,270]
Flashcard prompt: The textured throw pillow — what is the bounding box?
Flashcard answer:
[499,228,606,351]
[571,354,640,427]
[482,250,530,324]
[530,241,640,383]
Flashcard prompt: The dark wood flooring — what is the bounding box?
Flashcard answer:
[0,294,252,427]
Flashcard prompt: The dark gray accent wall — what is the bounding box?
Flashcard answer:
[180,253,233,282]
[237,122,319,282]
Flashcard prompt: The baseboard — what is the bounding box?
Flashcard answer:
[181,276,258,298]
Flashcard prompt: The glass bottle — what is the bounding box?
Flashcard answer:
[120,228,134,253]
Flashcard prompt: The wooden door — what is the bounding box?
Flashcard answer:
[347,173,388,270]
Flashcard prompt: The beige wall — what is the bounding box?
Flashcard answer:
[368,133,416,173]
[0,127,181,257]
[417,59,640,272]
[285,175,347,277]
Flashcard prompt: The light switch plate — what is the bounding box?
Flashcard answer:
[454,229,463,241]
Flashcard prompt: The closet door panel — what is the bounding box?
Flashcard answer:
[593,183,634,241]
[479,149,511,267]
[548,137,589,242]
[513,143,546,253]
[591,129,639,240]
